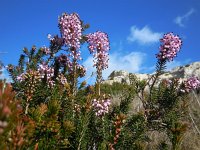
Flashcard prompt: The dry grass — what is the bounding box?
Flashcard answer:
[180,92,200,150]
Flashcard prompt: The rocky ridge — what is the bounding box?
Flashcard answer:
[103,61,200,85]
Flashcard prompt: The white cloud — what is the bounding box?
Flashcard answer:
[127,26,162,44]
[174,8,195,27]
[0,68,12,82]
[83,52,146,83]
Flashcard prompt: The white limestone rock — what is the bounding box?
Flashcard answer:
[103,61,200,85]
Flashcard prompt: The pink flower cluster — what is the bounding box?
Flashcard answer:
[86,31,110,70]
[181,77,200,93]
[41,46,50,55]
[16,68,69,88]
[69,48,82,61]
[156,33,182,61]
[59,13,82,49]
[92,98,111,117]
[16,70,41,83]
[38,63,55,87]
[16,73,26,82]
[38,63,54,79]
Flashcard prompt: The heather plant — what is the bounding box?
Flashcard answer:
[0,67,30,149]
[2,12,199,150]
[129,33,200,150]
[6,12,113,149]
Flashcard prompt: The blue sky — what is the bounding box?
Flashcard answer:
[0,0,200,81]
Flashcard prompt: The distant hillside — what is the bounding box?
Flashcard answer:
[103,61,200,85]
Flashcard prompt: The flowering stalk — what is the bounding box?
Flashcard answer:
[87,31,110,95]
[58,13,82,116]
[149,33,182,101]
[58,13,84,97]
[149,59,166,103]
[181,77,200,93]
[72,49,78,97]
[92,98,111,117]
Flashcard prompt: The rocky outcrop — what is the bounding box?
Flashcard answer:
[103,61,200,85]
[103,70,130,85]
[168,61,200,78]
[104,62,200,115]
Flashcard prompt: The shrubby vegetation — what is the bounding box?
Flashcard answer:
[0,12,200,150]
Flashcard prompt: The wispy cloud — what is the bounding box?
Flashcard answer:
[83,52,146,83]
[0,68,12,82]
[174,8,195,27]
[127,26,162,45]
